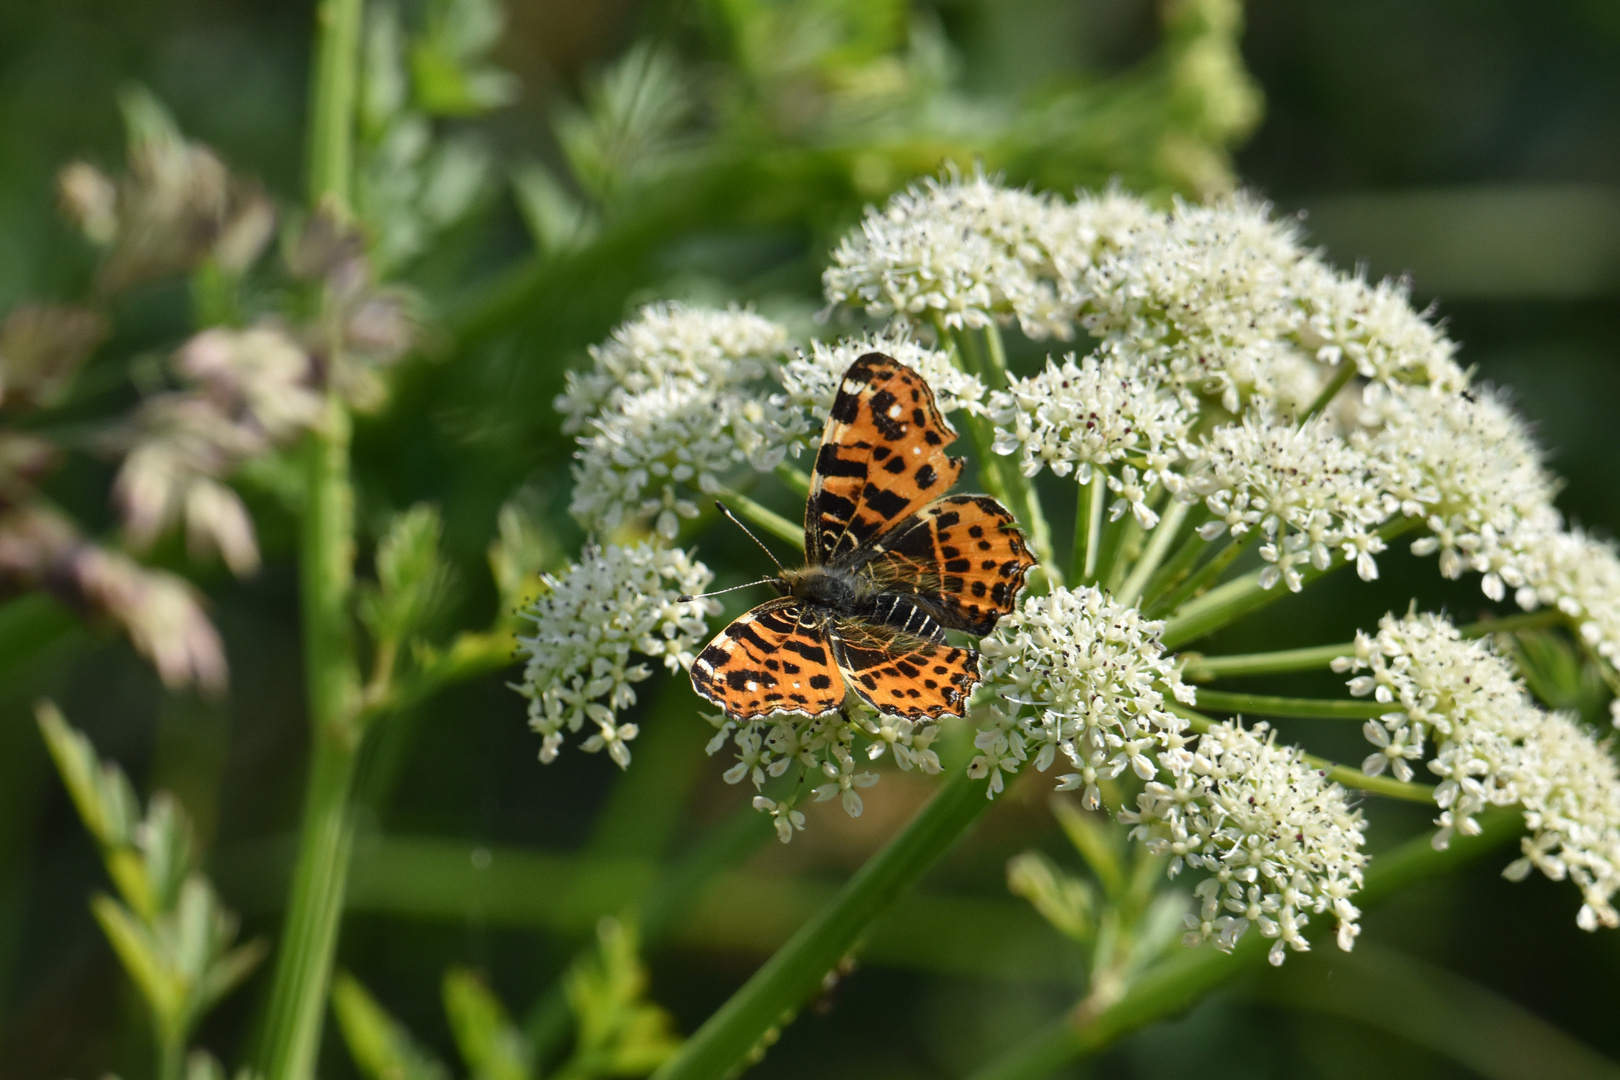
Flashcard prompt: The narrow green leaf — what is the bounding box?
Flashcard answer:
[443,967,532,1080]
[92,893,185,1036]
[331,971,451,1080]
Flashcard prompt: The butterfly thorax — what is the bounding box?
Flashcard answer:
[777,564,872,616]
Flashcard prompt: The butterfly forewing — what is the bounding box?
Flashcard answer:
[805,353,965,567]
[870,495,1036,635]
[690,598,846,719]
[830,619,979,719]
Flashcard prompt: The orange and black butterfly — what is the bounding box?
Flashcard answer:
[689,352,1037,720]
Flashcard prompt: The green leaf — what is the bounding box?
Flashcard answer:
[487,501,556,609]
[36,701,139,851]
[92,894,186,1039]
[443,967,533,1080]
[554,44,690,204]
[409,0,517,116]
[564,918,681,1077]
[511,165,598,258]
[332,971,452,1080]
[359,503,451,648]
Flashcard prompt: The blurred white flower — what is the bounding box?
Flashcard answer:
[516,542,717,768]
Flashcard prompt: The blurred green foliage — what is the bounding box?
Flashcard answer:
[1,0,1618,1078]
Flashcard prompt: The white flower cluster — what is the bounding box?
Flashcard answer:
[822,168,1086,340]
[1180,412,1391,590]
[556,302,789,432]
[1123,720,1369,966]
[1356,384,1560,600]
[1337,612,1620,929]
[986,346,1191,491]
[970,586,1196,805]
[516,542,717,768]
[1524,528,1620,673]
[706,702,944,843]
[562,304,797,538]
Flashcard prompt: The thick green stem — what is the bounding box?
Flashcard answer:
[258,397,362,1080]
[305,0,363,209]
[1071,472,1106,585]
[651,768,992,1080]
[968,810,1522,1080]
[1191,688,1389,720]
[257,0,364,1065]
[1117,499,1190,606]
[717,487,803,548]
[157,1032,185,1080]
[1181,642,1356,681]
[773,462,811,498]
[1135,512,1211,611]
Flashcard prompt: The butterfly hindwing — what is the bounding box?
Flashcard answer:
[690,598,845,719]
[829,618,979,720]
[805,353,965,566]
[869,495,1036,635]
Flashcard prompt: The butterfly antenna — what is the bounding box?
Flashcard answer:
[713,500,789,575]
[677,578,777,603]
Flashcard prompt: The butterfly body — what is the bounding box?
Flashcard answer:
[690,353,1036,722]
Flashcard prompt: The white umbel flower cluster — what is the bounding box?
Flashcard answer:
[516,542,718,768]
[970,586,1196,805]
[1122,720,1369,966]
[986,346,1191,486]
[1356,384,1560,600]
[822,168,1083,340]
[1181,412,1391,590]
[1524,528,1620,673]
[1336,611,1620,929]
[563,304,796,538]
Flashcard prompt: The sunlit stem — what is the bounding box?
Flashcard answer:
[774,462,811,498]
[1162,518,1422,650]
[1170,704,1434,802]
[1191,688,1389,720]
[1071,471,1107,585]
[981,322,1012,391]
[1179,609,1569,684]
[651,768,993,1080]
[1301,361,1359,422]
[1135,510,1213,611]
[1145,529,1260,620]
[716,487,802,548]
[1116,499,1191,607]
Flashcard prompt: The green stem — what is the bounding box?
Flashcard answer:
[1162,520,1421,650]
[1191,689,1389,720]
[717,487,803,549]
[650,768,992,1080]
[1181,643,1353,681]
[1134,511,1212,611]
[1180,608,1568,683]
[1301,361,1359,422]
[1071,472,1106,585]
[157,1031,185,1080]
[304,0,363,209]
[774,462,811,498]
[981,323,1012,391]
[968,810,1522,1080]
[1117,499,1190,607]
[257,0,364,1068]
[1145,528,1258,620]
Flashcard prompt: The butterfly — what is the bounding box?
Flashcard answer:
[689,352,1037,721]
